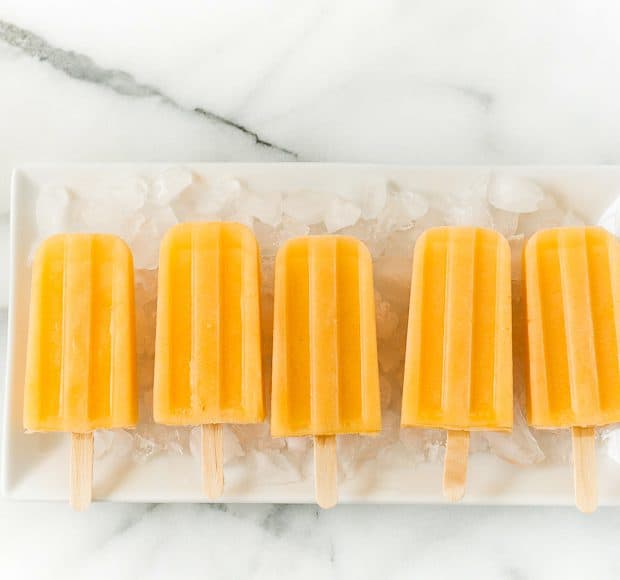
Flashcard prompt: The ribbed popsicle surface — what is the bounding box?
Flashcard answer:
[524,227,620,428]
[154,223,263,425]
[24,234,137,433]
[401,227,513,430]
[271,236,381,437]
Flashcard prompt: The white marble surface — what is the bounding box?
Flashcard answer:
[2,2,620,578]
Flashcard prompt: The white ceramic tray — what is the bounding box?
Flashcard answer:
[3,164,620,505]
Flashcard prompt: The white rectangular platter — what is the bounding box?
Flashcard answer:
[3,163,620,505]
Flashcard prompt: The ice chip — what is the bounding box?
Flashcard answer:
[491,208,519,238]
[252,449,303,484]
[36,185,72,237]
[381,191,429,231]
[488,174,544,213]
[446,198,493,228]
[187,177,243,217]
[91,177,148,212]
[361,183,388,220]
[211,176,244,199]
[152,167,194,205]
[283,191,329,224]
[286,437,310,454]
[603,428,620,465]
[276,218,310,244]
[94,430,114,459]
[113,429,134,457]
[130,208,177,270]
[323,197,362,233]
[483,408,544,465]
[400,191,429,221]
[597,194,620,235]
[246,191,282,227]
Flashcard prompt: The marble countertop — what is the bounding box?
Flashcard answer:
[2,2,620,578]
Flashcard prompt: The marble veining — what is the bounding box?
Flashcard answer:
[0,20,297,158]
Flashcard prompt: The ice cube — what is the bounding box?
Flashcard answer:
[251,449,303,484]
[360,183,388,220]
[518,207,567,238]
[534,429,572,464]
[286,437,310,454]
[598,194,620,235]
[130,207,178,269]
[224,427,245,462]
[94,430,114,459]
[323,197,362,233]
[245,192,282,227]
[91,177,148,213]
[36,185,72,237]
[491,208,519,238]
[446,197,493,228]
[400,191,430,221]
[113,429,134,457]
[185,177,243,217]
[488,174,545,213]
[276,218,310,243]
[602,427,620,465]
[81,200,121,233]
[152,167,194,206]
[483,408,544,465]
[283,191,329,224]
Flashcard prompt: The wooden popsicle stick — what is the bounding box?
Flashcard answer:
[443,430,470,502]
[314,435,338,509]
[70,432,93,511]
[202,423,224,499]
[572,426,597,513]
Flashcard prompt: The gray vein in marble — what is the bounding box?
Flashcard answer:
[107,503,158,539]
[443,82,495,112]
[260,505,293,537]
[0,20,298,159]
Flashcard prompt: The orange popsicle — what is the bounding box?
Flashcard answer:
[24,233,137,510]
[401,227,513,501]
[524,226,620,512]
[271,236,381,508]
[153,222,263,497]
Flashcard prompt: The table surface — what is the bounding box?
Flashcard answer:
[2,2,620,578]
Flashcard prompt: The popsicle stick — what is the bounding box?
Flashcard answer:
[70,432,93,511]
[314,435,338,509]
[572,426,597,513]
[202,424,224,499]
[443,430,470,502]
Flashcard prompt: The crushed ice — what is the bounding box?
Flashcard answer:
[31,168,620,481]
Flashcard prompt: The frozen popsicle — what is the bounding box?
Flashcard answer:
[24,233,137,510]
[154,222,263,498]
[271,236,381,508]
[524,226,620,512]
[401,227,513,501]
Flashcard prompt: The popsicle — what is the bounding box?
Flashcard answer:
[401,227,513,501]
[153,222,263,498]
[24,233,137,510]
[271,236,381,508]
[524,226,620,512]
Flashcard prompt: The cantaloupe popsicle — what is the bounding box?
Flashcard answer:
[271,236,381,508]
[24,233,137,510]
[401,227,513,501]
[154,222,263,498]
[524,226,620,512]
